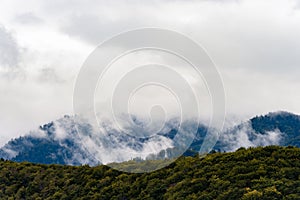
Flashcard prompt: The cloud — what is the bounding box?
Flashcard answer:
[220,122,284,152]
[37,68,65,84]
[14,12,43,25]
[0,0,300,146]
[0,25,20,69]
[60,13,135,45]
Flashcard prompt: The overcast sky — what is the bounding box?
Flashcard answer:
[0,0,300,146]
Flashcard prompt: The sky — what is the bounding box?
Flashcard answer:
[0,0,300,146]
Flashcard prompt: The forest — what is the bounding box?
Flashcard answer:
[0,146,299,199]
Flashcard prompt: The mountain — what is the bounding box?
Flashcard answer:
[251,111,300,147]
[0,146,299,199]
[0,111,300,165]
[214,111,300,152]
[0,116,99,166]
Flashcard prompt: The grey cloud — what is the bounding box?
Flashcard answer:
[37,68,65,84]
[60,13,145,45]
[0,25,20,68]
[14,12,43,25]
[50,0,240,45]
[58,0,300,75]
[293,0,300,9]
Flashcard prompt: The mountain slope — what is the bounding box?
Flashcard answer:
[251,111,300,147]
[0,146,299,199]
[0,111,300,165]
[0,116,99,165]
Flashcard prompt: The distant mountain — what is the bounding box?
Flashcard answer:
[251,111,300,147]
[0,116,99,166]
[211,111,300,153]
[0,111,299,165]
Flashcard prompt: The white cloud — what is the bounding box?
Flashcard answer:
[221,122,284,152]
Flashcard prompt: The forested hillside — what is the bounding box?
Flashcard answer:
[1,146,300,199]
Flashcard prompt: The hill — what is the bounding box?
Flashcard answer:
[0,146,299,199]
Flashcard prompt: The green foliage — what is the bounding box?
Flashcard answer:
[0,146,300,199]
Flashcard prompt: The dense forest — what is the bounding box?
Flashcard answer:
[0,146,300,199]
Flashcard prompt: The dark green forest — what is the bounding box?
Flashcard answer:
[0,146,300,199]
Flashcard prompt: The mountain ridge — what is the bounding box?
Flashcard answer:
[0,111,299,165]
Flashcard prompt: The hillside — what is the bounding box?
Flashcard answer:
[1,111,300,166]
[250,111,300,147]
[0,146,299,199]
